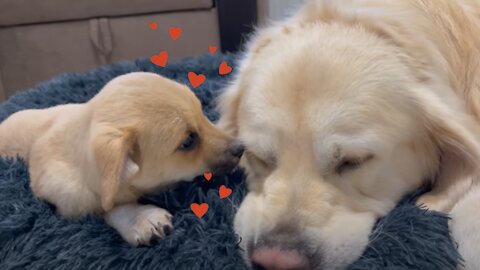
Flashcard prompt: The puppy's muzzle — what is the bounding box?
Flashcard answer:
[211,142,245,174]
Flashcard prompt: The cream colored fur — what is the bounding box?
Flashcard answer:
[218,0,480,269]
[0,72,241,246]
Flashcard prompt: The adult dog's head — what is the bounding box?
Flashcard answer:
[218,2,480,269]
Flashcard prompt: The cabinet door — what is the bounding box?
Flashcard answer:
[0,20,100,97]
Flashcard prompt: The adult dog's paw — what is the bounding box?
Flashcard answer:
[416,194,453,213]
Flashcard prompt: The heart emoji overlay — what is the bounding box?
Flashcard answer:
[219,185,232,199]
[209,46,217,54]
[150,51,168,67]
[188,72,206,88]
[204,172,213,181]
[149,22,157,30]
[169,27,183,41]
[191,203,209,218]
[219,61,233,75]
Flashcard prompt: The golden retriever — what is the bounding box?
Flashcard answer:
[0,72,244,246]
[218,0,480,269]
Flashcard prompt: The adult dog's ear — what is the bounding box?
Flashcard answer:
[415,89,480,212]
[216,26,275,136]
[92,126,139,212]
[217,84,242,136]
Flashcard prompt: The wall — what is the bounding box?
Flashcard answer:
[258,0,305,24]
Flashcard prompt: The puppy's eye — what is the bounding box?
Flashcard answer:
[335,155,373,174]
[178,132,198,151]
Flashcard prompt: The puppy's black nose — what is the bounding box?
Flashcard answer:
[210,142,245,174]
[229,143,245,158]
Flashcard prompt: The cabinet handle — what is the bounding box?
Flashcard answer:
[89,18,113,65]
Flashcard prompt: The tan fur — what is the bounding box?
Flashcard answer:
[219,0,480,268]
[0,72,242,246]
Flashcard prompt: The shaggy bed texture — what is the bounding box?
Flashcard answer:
[0,54,461,270]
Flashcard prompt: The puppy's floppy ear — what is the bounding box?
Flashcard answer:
[92,126,139,212]
[415,89,480,211]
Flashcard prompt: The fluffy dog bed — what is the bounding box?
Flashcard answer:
[0,54,461,270]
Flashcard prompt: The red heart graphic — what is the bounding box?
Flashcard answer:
[169,27,183,41]
[188,72,206,88]
[219,185,232,199]
[149,22,157,30]
[150,51,168,67]
[203,172,213,181]
[219,61,233,75]
[191,203,209,218]
[209,46,217,54]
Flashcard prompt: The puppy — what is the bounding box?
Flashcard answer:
[0,72,244,246]
[218,0,480,269]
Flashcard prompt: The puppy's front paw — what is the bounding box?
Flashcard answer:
[129,206,173,246]
[106,204,173,246]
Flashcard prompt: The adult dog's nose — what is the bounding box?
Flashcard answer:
[251,246,309,270]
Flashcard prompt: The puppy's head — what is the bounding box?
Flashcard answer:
[90,72,244,211]
[218,21,480,270]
